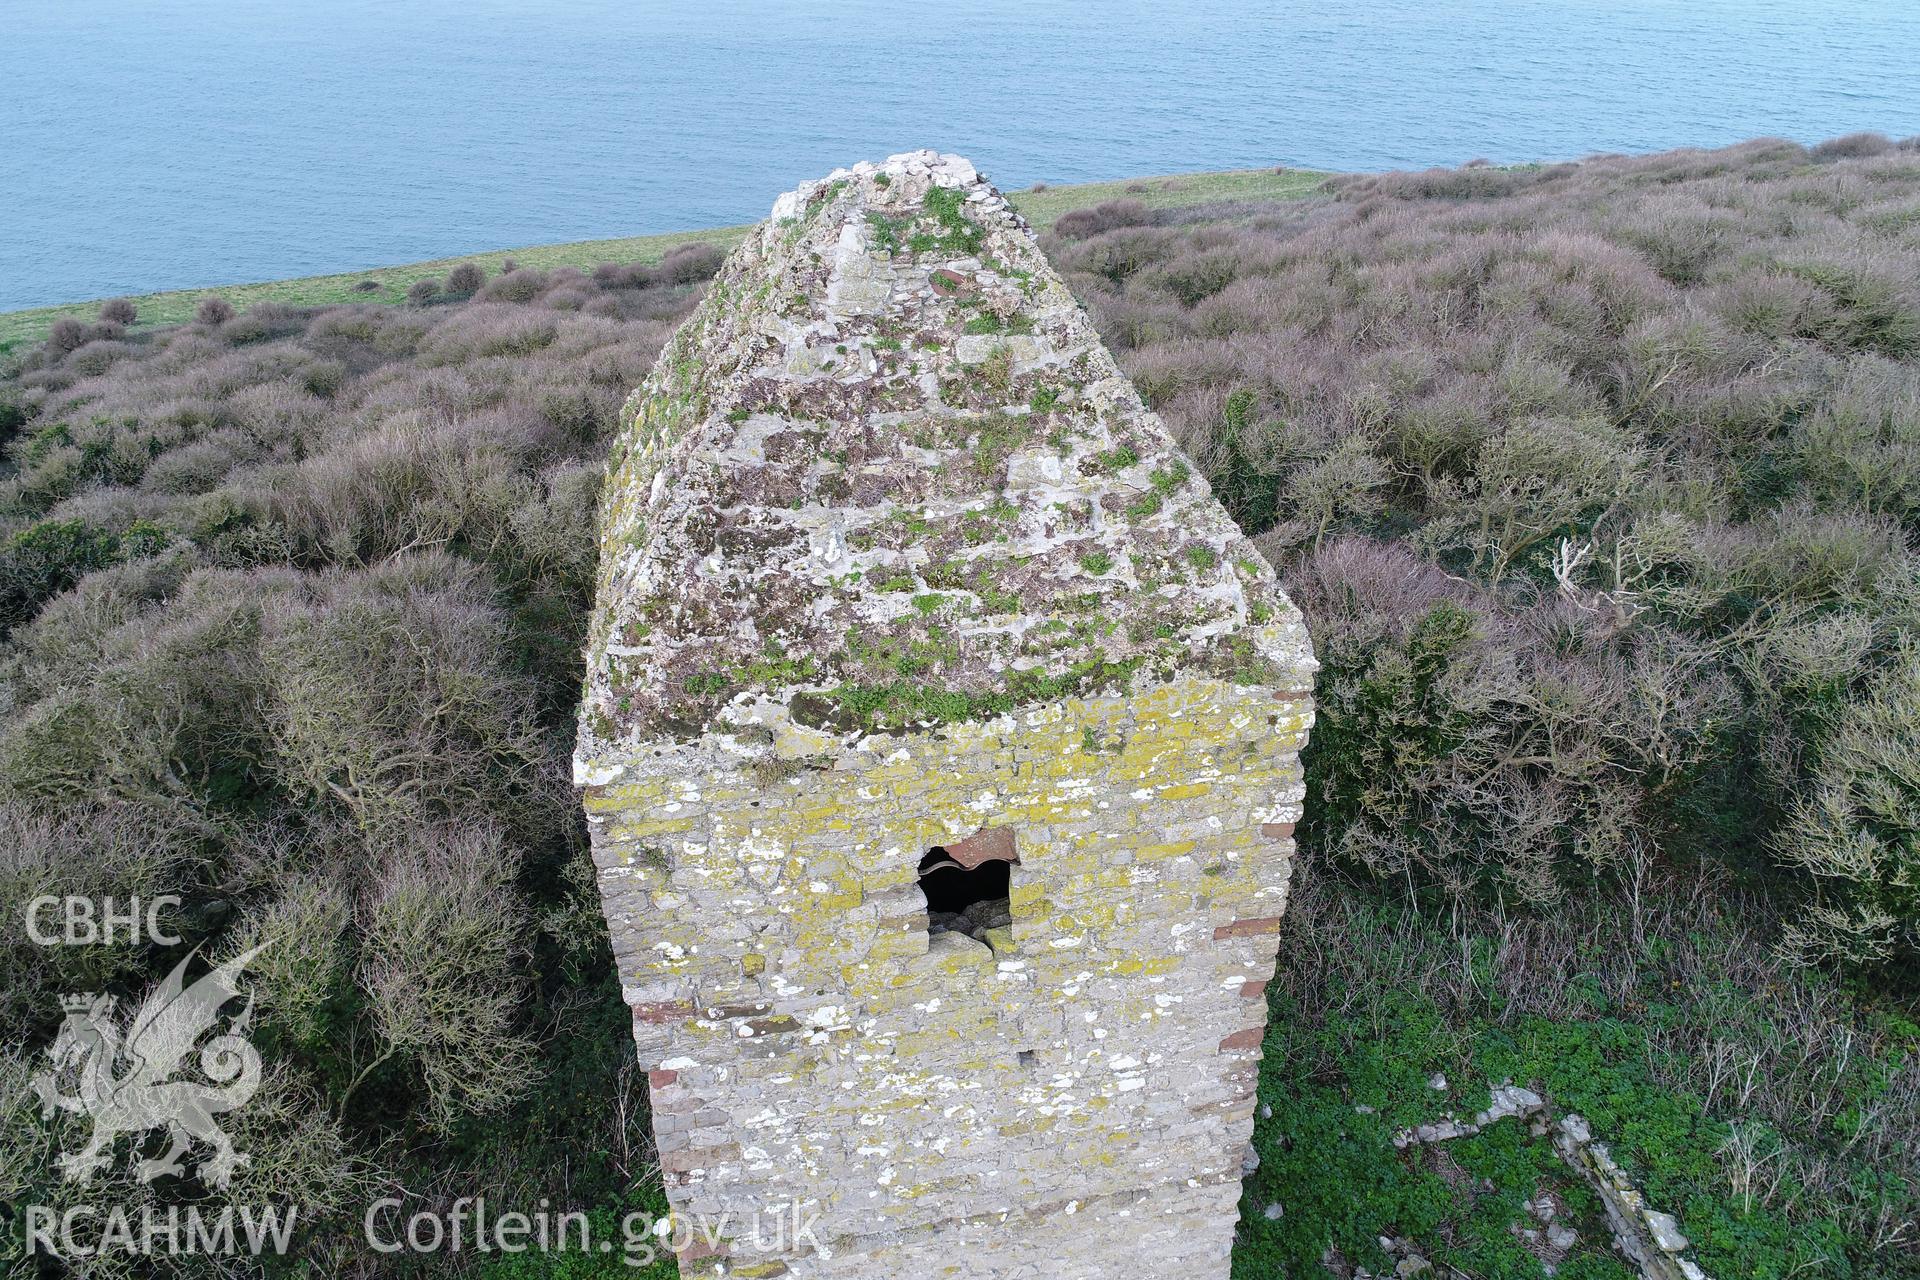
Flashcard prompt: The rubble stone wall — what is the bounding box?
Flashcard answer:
[577,151,1317,1278]
[582,674,1309,1277]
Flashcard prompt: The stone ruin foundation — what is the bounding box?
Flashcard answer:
[576,151,1316,1278]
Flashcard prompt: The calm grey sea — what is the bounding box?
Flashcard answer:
[3,0,1918,313]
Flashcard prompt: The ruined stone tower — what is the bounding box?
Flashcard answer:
[576,151,1314,1278]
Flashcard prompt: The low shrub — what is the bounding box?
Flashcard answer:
[0,800,202,1029]
[0,517,165,633]
[480,267,549,304]
[1812,131,1894,160]
[1774,649,1920,974]
[1053,198,1153,240]
[653,242,727,286]
[1059,140,1920,974]
[357,823,537,1129]
[221,302,306,345]
[194,295,235,326]
[446,261,486,295]
[1284,540,1727,906]
[44,317,87,354]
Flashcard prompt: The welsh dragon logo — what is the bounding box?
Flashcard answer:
[30,945,269,1188]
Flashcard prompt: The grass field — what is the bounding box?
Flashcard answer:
[0,166,1327,352]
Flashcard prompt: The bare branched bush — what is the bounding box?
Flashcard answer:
[479,267,549,304]
[655,241,725,284]
[45,317,87,354]
[1773,650,1920,972]
[444,261,486,296]
[221,302,306,345]
[1285,539,1674,905]
[1053,198,1154,240]
[256,553,550,836]
[1812,131,1894,161]
[358,823,538,1129]
[0,801,202,1031]
[194,295,234,326]
[2,1011,372,1276]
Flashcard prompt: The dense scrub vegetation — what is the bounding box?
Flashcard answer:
[1046,135,1920,1277]
[0,250,719,1277]
[2,137,1916,1277]
[1052,136,1920,976]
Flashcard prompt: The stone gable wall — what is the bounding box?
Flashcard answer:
[579,151,1316,1278]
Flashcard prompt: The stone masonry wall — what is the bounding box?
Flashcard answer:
[577,150,1318,1279]
[582,673,1310,1277]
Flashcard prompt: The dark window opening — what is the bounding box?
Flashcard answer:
[918,846,1013,946]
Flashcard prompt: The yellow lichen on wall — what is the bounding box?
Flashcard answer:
[582,672,1309,1276]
